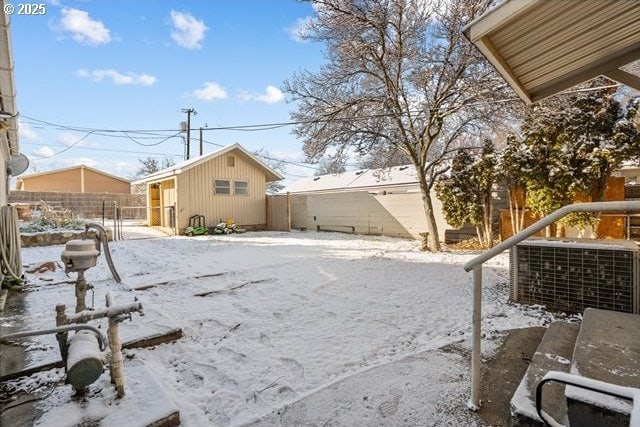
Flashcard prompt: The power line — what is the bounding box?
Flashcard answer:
[22,142,183,158]
[199,138,319,170]
[31,131,95,159]
[20,83,623,136]
[21,115,179,134]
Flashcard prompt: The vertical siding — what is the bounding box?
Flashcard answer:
[266,194,290,231]
[287,188,454,240]
[84,169,131,194]
[290,195,308,230]
[21,169,82,192]
[176,149,267,230]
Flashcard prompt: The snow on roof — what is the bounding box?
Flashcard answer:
[132,143,283,184]
[281,164,418,194]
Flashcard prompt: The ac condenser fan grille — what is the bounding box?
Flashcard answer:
[510,240,637,314]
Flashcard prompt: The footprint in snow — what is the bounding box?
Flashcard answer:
[280,357,305,382]
[377,387,403,418]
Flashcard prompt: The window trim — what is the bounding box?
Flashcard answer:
[214,178,231,195]
[234,180,249,196]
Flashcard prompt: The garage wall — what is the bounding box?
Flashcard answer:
[285,190,454,240]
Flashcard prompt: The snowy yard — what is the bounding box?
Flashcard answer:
[4,230,554,426]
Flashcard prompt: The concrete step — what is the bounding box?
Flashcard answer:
[34,358,180,427]
[510,321,579,426]
[566,308,640,426]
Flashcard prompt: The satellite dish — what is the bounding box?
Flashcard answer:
[7,153,29,176]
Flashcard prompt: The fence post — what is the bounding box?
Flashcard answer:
[102,200,105,227]
[287,192,291,232]
[113,201,117,241]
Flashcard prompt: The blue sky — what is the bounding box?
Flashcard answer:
[12,0,323,182]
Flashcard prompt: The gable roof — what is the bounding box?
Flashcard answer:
[464,0,640,104]
[131,143,284,184]
[18,164,130,183]
[281,165,418,194]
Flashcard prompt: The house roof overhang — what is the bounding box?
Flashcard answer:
[464,0,640,104]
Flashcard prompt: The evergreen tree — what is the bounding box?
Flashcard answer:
[436,140,497,248]
[503,82,640,236]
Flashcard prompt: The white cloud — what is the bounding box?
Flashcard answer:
[240,85,284,104]
[77,68,157,86]
[19,122,39,141]
[59,8,111,46]
[256,85,284,104]
[33,146,55,158]
[170,10,207,50]
[288,16,313,43]
[193,81,227,101]
[57,132,88,147]
[59,158,97,169]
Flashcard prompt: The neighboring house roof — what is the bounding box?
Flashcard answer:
[0,6,18,155]
[132,143,284,184]
[18,164,130,183]
[464,0,640,104]
[281,165,418,194]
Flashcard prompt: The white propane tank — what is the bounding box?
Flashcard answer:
[66,330,104,388]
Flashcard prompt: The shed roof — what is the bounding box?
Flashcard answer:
[281,165,418,194]
[18,164,130,183]
[464,0,640,104]
[132,143,283,185]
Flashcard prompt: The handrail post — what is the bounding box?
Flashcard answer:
[470,265,482,410]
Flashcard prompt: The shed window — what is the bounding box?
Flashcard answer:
[227,156,235,167]
[234,180,248,195]
[214,179,231,195]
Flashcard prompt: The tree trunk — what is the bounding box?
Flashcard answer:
[475,225,486,248]
[484,186,493,248]
[508,188,516,235]
[418,173,440,252]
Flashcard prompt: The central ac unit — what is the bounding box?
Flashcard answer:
[510,237,639,314]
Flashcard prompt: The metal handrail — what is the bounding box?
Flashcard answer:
[536,371,640,427]
[464,201,640,410]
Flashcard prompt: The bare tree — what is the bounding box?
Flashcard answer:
[315,154,348,175]
[132,156,176,180]
[284,0,508,251]
[358,145,409,169]
[252,148,288,194]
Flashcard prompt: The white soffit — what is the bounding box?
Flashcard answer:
[464,0,640,104]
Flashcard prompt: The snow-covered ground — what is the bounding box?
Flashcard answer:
[3,229,557,426]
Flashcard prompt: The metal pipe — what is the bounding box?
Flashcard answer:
[85,223,121,283]
[469,265,482,411]
[64,301,143,324]
[536,371,640,427]
[75,270,88,313]
[105,292,125,398]
[0,324,107,351]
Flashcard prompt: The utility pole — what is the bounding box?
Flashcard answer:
[199,127,203,156]
[181,108,197,160]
